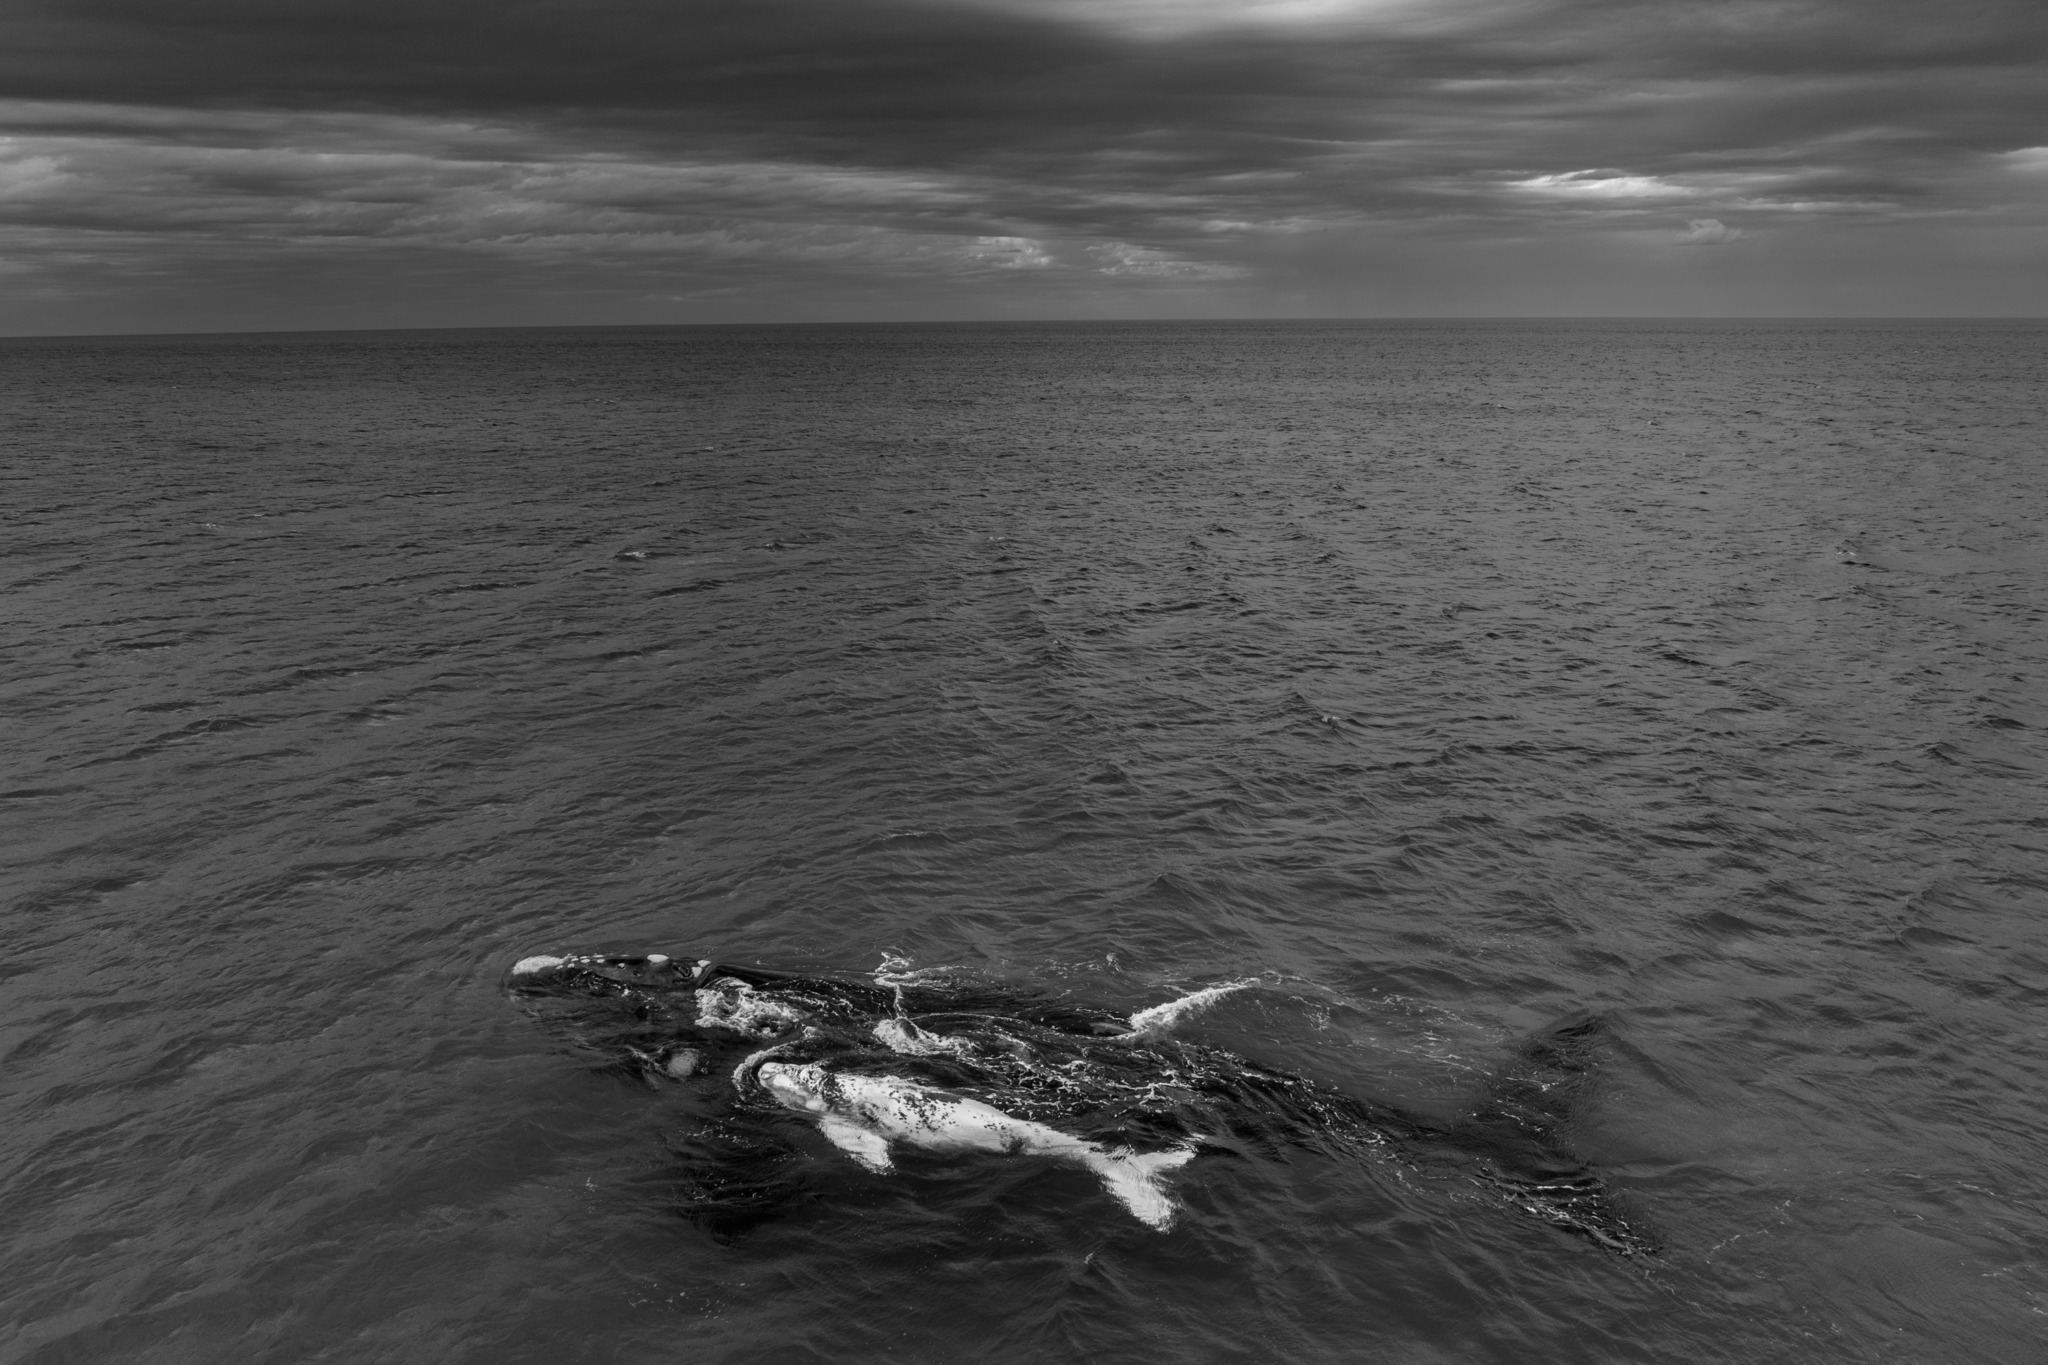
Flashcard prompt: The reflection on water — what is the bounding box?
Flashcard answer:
[3,321,2044,1362]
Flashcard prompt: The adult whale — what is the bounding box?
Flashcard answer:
[506,952,1656,1254]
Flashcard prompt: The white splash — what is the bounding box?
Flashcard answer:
[873,950,965,1024]
[874,950,953,989]
[695,981,805,1037]
[873,1017,979,1058]
[1125,979,1259,1042]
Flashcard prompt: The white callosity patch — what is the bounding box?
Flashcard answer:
[757,1063,1195,1229]
[695,980,806,1038]
[1125,980,1260,1042]
[509,954,567,977]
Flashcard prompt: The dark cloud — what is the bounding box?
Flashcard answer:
[2,0,2044,330]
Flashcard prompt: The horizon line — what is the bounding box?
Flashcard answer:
[6,314,2048,343]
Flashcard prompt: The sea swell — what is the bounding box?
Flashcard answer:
[2,320,2044,1364]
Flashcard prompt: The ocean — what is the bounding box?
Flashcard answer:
[3,319,2044,1362]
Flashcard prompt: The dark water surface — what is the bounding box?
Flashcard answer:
[4,320,2045,1363]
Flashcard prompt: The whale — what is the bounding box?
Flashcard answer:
[506,951,1655,1253]
[757,1061,1197,1228]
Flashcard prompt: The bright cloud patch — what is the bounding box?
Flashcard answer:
[965,236,1056,269]
[1088,242,1244,278]
[1510,170,1692,200]
[974,0,1497,38]
[0,147,73,201]
[1676,217,1740,245]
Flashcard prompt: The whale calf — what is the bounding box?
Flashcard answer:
[507,951,1655,1253]
[758,1061,1196,1228]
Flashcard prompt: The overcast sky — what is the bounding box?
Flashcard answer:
[3,0,2045,332]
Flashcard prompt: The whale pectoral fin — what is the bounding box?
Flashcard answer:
[818,1117,894,1173]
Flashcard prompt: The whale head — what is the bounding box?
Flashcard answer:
[756,1061,831,1109]
[506,951,709,991]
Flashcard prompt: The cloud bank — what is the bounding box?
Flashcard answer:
[1,0,2044,330]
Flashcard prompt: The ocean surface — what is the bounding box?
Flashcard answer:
[3,319,2045,1364]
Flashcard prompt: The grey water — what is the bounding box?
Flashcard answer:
[3,319,2045,1363]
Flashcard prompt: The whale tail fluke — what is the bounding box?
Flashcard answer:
[1084,1144,1198,1229]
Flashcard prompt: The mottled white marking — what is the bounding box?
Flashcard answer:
[510,955,566,977]
[758,1062,1195,1229]
[819,1115,894,1171]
